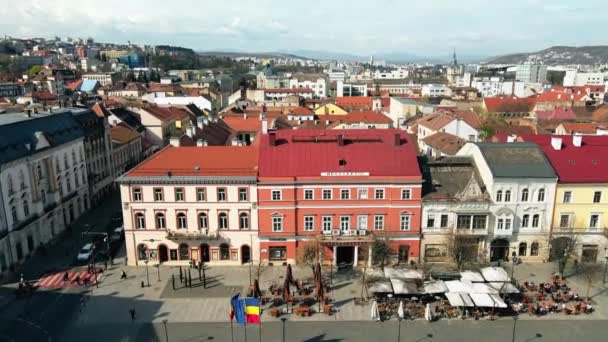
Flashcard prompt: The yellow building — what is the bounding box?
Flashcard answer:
[524,135,608,263]
[314,103,348,115]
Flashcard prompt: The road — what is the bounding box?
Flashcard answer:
[0,192,121,342]
[61,320,606,342]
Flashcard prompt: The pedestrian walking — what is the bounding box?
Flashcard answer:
[74,275,81,285]
[63,272,69,282]
[104,259,108,270]
[120,270,127,279]
[129,308,136,322]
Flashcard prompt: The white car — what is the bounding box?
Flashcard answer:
[110,226,124,242]
[77,243,95,261]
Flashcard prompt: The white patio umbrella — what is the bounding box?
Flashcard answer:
[371,300,380,321]
[425,303,432,321]
[398,300,405,319]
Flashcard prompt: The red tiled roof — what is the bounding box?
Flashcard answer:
[534,107,577,120]
[421,132,467,155]
[483,97,536,113]
[31,91,57,101]
[91,103,111,118]
[336,96,373,109]
[587,85,606,93]
[65,80,82,92]
[536,91,586,102]
[342,110,393,124]
[592,105,608,122]
[143,106,190,122]
[258,129,421,178]
[126,146,258,177]
[558,122,602,134]
[111,124,141,144]
[222,116,264,132]
[416,113,454,130]
[519,135,608,183]
[264,88,313,94]
[289,107,314,115]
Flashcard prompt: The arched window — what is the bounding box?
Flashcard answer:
[74,168,79,187]
[18,170,25,189]
[220,243,230,260]
[537,189,545,202]
[6,174,14,193]
[522,214,529,228]
[218,212,228,229]
[155,213,166,229]
[530,242,539,256]
[518,242,527,256]
[239,213,249,230]
[138,244,148,260]
[11,206,18,222]
[521,189,529,202]
[134,213,146,229]
[55,157,61,173]
[57,176,63,197]
[198,212,208,229]
[496,190,503,202]
[72,149,77,163]
[23,200,29,217]
[504,190,511,202]
[179,243,189,260]
[64,153,69,169]
[177,213,187,229]
[532,214,540,228]
[36,164,43,179]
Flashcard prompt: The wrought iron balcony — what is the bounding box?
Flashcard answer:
[317,229,374,245]
[166,229,220,241]
[552,226,608,235]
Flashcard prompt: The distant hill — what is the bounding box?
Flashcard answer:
[198,51,310,60]
[483,46,608,65]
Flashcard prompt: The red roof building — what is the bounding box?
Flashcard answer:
[257,129,423,264]
[517,135,608,183]
[483,97,537,114]
[534,107,577,121]
[336,96,373,110]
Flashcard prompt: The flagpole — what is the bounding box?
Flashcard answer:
[230,318,234,342]
[258,313,262,342]
[243,299,248,342]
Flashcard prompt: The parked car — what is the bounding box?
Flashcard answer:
[77,243,96,261]
[110,226,124,243]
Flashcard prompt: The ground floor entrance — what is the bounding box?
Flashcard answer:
[159,245,169,263]
[336,246,355,266]
[490,238,510,262]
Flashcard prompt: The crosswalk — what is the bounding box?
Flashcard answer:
[35,270,103,288]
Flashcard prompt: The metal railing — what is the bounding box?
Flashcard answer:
[166,230,220,241]
[317,228,374,244]
[552,226,608,235]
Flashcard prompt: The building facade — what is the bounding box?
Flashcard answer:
[0,111,89,277]
[117,146,260,266]
[257,129,423,266]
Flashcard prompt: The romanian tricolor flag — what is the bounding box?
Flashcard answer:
[244,297,261,324]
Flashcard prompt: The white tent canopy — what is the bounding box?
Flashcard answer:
[445,292,475,307]
[488,282,520,294]
[489,294,508,308]
[384,267,424,280]
[470,282,499,294]
[445,280,474,293]
[460,271,485,283]
[366,268,386,279]
[368,280,394,294]
[480,267,511,282]
[469,293,496,307]
[423,280,448,294]
[390,278,420,295]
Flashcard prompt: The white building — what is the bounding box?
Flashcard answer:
[145,93,213,112]
[516,64,548,84]
[0,111,89,276]
[563,70,608,86]
[457,142,558,261]
[82,73,119,86]
[288,74,328,98]
[336,81,368,97]
[117,146,260,266]
[421,84,452,98]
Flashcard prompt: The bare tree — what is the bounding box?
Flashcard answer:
[554,234,580,279]
[297,240,324,273]
[371,238,393,270]
[445,230,478,271]
[579,262,602,300]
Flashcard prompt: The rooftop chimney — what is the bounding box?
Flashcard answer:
[507,134,517,143]
[261,114,268,134]
[394,132,401,146]
[572,133,582,147]
[243,113,248,119]
[186,125,195,138]
[551,136,562,151]
[597,126,608,136]
[231,137,240,146]
[337,133,344,146]
[268,129,277,146]
[196,139,204,147]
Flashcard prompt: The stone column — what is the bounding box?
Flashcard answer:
[333,246,337,266]
[353,246,359,268]
[368,247,372,267]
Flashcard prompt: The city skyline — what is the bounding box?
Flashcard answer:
[2,0,605,58]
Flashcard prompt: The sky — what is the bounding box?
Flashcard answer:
[0,0,604,58]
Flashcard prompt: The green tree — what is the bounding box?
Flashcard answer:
[28,65,42,76]
[297,240,324,273]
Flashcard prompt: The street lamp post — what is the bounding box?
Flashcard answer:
[143,239,160,281]
[280,317,287,342]
[144,260,150,287]
[162,319,169,342]
[511,316,518,342]
[156,264,161,282]
[603,248,608,284]
[397,316,402,342]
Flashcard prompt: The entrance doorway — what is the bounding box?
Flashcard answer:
[581,245,598,263]
[158,245,168,263]
[200,243,210,262]
[490,239,510,262]
[336,246,354,265]
[398,245,410,263]
[241,245,251,264]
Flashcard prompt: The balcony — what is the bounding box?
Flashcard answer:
[166,230,220,241]
[455,227,489,236]
[317,229,374,246]
[552,226,608,236]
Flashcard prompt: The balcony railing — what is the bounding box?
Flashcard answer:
[423,226,488,235]
[317,229,374,245]
[552,226,608,235]
[166,230,220,241]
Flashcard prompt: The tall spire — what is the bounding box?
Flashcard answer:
[452,49,458,66]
